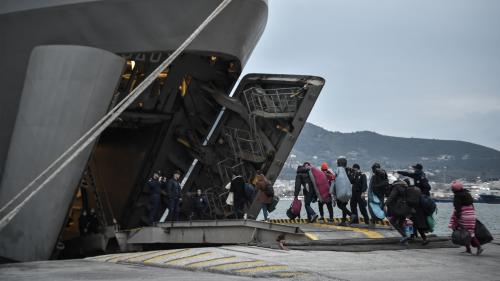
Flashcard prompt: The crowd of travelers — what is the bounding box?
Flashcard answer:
[144,169,271,223]
[141,158,492,256]
[291,157,492,255]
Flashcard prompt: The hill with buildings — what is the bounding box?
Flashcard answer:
[279,123,500,182]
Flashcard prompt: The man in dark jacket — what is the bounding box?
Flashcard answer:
[370,163,389,204]
[190,189,208,220]
[397,164,431,196]
[369,163,389,225]
[88,208,99,233]
[78,210,90,236]
[384,180,413,246]
[347,164,370,224]
[166,170,182,221]
[147,171,164,225]
[230,173,246,219]
[294,163,318,222]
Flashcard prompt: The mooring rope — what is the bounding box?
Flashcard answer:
[0,0,233,230]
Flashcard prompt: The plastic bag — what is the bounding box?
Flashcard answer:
[475,219,493,245]
[226,192,234,205]
[426,215,435,232]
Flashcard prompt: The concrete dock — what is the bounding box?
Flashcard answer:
[1,236,499,281]
[1,220,499,281]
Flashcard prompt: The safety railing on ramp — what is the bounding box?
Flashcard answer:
[243,86,305,118]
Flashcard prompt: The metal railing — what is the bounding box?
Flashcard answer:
[243,86,304,115]
[222,127,265,163]
[216,158,247,188]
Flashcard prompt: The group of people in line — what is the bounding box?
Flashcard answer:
[142,159,489,255]
[145,168,274,224]
[293,158,405,227]
[292,157,489,254]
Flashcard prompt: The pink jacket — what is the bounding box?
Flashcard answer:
[449,205,476,236]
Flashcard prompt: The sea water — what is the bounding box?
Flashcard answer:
[258,200,500,235]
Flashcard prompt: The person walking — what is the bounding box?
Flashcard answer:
[255,173,273,221]
[166,170,182,222]
[332,157,352,226]
[369,163,389,225]
[384,180,414,246]
[294,163,319,222]
[347,164,370,224]
[229,172,246,219]
[403,180,429,245]
[449,181,483,255]
[318,162,335,222]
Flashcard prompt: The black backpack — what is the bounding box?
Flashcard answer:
[406,186,421,207]
[420,195,436,215]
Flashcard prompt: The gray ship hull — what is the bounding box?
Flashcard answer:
[0,0,268,182]
[0,0,325,263]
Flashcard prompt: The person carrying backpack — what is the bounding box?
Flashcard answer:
[369,163,389,225]
[255,173,273,221]
[294,163,319,222]
[384,180,414,246]
[403,180,429,245]
[331,157,352,226]
[347,164,370,224]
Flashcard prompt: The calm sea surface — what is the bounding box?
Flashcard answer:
[258,200,500,235]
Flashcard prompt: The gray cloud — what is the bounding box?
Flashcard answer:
[242,0,500,150]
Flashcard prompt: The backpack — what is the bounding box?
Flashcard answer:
[406,186,421,207]
[391,197,413,217]
[420,195,436,215]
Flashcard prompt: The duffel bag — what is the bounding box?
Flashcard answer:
[291,197,302,215]
[287,208,299,219]
[475,219,493,245]
[452,226,471,246]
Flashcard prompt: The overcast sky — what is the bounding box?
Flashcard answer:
[242,0,500,151]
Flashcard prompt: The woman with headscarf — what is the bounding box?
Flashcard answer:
[449,181,483,255]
